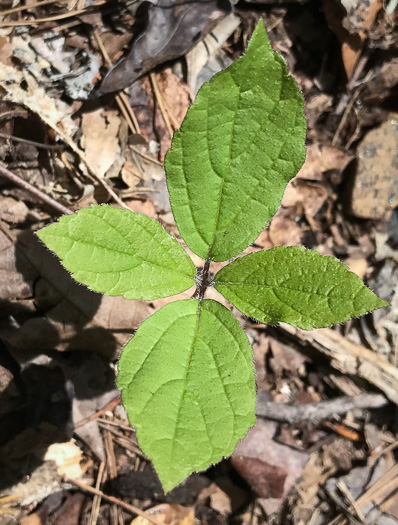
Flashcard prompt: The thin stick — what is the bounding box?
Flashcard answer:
[97,418,134,433]
[149,73,180,131]
[332,87,361,146]
[51,18,83,32]
[337,481,366,523]
[75,396,121,428]
[356,464,398,507]
[35,106,127,209]
[88,461,106,525]
[0,1,107,27]
[0,132,63,150]
[67,478,164,525]
[158,92,181,131]
[255,392,388,423]
[0,163,72,215]
[99,424,146,458]
[130,147,163,166]
[150,72,174,138]
[93,30,140,134]
[0,0,67,17]
[105,432,123,525]
[376,438,398,458]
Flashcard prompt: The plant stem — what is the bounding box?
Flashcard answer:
[0,163,72,216]
[195,258,211,301]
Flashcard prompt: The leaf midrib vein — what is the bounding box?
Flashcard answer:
[214,280,337,299]
[95,209,194,276]
[50,234,195,280]
[168,301,203,470]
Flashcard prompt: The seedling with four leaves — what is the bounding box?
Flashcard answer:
[37,21,387,492]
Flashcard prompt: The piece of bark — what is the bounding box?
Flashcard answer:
[350,116,398,219]
[279,324,398,406]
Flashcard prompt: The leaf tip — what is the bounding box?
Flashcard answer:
[247,18,270,51]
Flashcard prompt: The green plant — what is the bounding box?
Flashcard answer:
[37,20,387,492]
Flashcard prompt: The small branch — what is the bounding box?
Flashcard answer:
[0,0,68,17]
[0,0,107,27]
[150,72,175,138]
[0,132,63,150]
[92,29,140,134]
[0,163,72,216]
[67,478,165,525]
[279,325,398,406]
[74,396,121,428]
[255,392,388,424]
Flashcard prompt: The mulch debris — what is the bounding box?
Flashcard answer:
[0,1,398,524]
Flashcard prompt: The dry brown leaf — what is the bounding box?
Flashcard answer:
[81,108,121,178]
[283,180,329,219]
[130,504,194,525]
[0,64,77,137]
[20,515,42,525]
[209,485,231,516]
[268,214,304,246]
[122,135,165,186]
[121,159,141,189]
[126,199,157,218]
[297,144,352,181]
[346,257,368,279]
[0,197,32,224]
[254,207,304,249]
[98,0,231,94]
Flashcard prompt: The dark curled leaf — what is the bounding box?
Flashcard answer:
[97,0,232,95]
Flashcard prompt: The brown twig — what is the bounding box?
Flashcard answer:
[0,0,67,17]
[75,396,121,428]
[105,431,123,525]
[92,30,140,134]
[99,423,146,459]
[88,461,106,525]
[67,478,165,525]
[278,325,398,406]
[150,72,175,138]
[337,481,366,523]
[0,0,107,27]
[255,392,388,423]
[97,418,134,433]
[131,147,163,166]
[0,163,72,216]
[329,464,398,525]
[0,132,64,150]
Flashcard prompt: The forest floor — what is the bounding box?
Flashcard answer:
[0,1,398,524]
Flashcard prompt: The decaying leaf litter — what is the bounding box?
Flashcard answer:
[0,0,398,523]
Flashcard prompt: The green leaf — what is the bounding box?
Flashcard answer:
[214,246,388,330]
[117,299,256,492]
[165,20,306,262]
[36,205,196,300]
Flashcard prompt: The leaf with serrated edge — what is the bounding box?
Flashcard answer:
[117,299,256,492]
[214,246,388,330]
[165,20,306,262]
[36,205,196,300]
